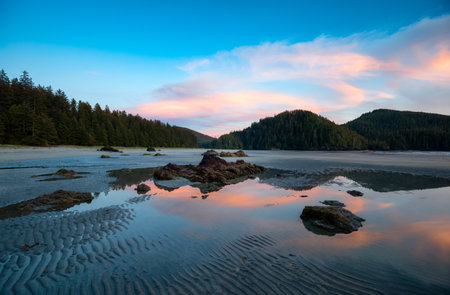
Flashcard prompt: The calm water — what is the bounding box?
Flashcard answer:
[0,150,449,294]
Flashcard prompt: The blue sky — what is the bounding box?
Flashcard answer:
[1,0,449,136]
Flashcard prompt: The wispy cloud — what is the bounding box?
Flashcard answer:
[129,15,450,136]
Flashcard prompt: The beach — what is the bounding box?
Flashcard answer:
[0,147,449,294]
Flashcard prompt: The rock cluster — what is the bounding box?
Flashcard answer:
[202,150,248,157]
[153,154,265,184]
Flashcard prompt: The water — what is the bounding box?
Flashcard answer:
[0,149,449,294]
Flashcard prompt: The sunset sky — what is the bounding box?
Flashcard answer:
[1,0,449,136]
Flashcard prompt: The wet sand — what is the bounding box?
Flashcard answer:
[0,148,449,294]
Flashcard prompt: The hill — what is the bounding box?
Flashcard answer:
[0,70,209,147]
[344,109,450,150]
[207,110,367,150]
[180,128,215,145]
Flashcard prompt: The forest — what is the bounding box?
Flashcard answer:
[207,110,367,150]
[0,70,201,147]
[344,109,450,150]
[2,70,449,150]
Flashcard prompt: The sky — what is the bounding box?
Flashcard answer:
[1,0,449,137]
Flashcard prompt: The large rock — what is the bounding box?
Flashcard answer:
[146,146,156,152]
[300,205,365,236]
[0,190,93,219]
[153,154,266,185]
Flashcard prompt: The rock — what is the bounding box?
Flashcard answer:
[31,169,89,181]
[300,205,365,235]
[320,200,345,207]
[97,146,120,152]
[219,152,235,157]
[154,153,167,156]
[218,150,248,157]
[55,169,76,176]
[202,149,219,156]
[0,190,93,219]
[19,242,40,251]
[201,194,209,199]
[100,154,111,158]
[347,190,364,197]
[300,195,308,198]
[135,183,151,194]
[234,150,248,157]
[147,147,156,152]
[143,153,152,156]
[153,154,266,187]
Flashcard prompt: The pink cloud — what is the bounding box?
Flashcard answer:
[131,15,450,135]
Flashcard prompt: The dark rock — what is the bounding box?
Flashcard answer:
[0,190,93,219]
[20,242,40,251]
[234,150,248,157]
[100,154,111,158]
[153,154,266,188]
[147,147,156,152]
[219,150,248,157]
[154,153,167,156]
[202,149,219,156]
[98,146,120,152]
[347,190,364,197]
[55,169,76,176]
[300,205,365,236]
[320,200,345,207]
[32,169,89,181]
[300,195,308,198]
[135,183,151,194]
[201,194,209,199]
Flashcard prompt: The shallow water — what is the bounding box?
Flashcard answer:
[0,150,449,294]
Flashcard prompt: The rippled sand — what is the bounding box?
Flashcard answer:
[0,148,449,294]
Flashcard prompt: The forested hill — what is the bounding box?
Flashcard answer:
[207,110,367,150]
[344,109,450,150]
[0,70,202,147]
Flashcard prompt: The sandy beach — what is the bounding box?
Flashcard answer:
[0,147,449,294]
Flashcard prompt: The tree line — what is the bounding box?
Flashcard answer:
[0,70,198,147]
[207,110,367,150]
[344,109,450,150]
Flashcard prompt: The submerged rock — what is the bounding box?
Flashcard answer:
[320,200,345,207]
[97,146,121,152]
[0,190,93,219]
[100,154,111,158]
[135,183,151,194]
[153,154,266,186]
[300,205,365,236]
[154,153,167,156]
[347,190,364,197]
[147,146,156,152]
